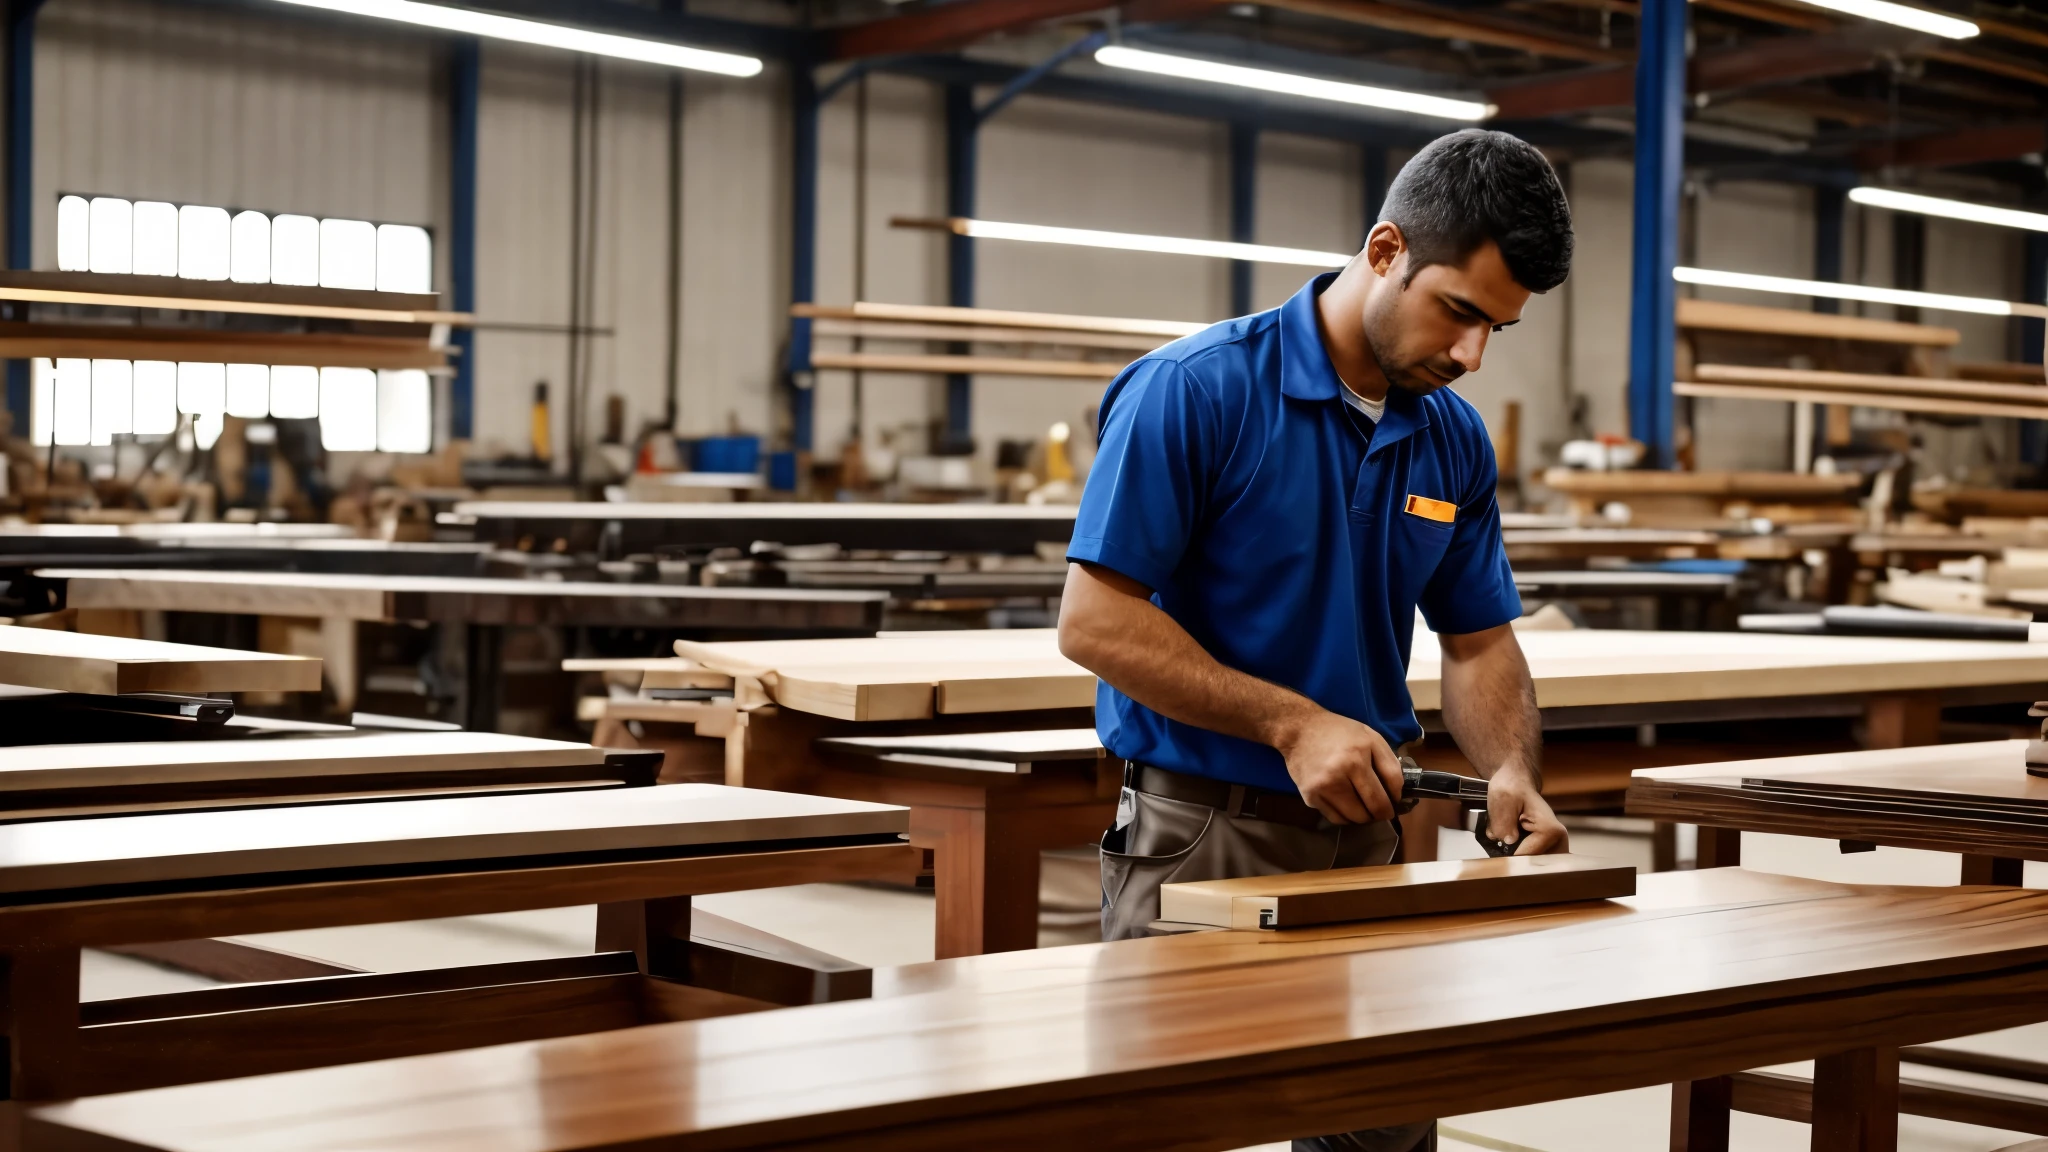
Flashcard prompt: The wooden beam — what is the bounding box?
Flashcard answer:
[1691,363,2048,406]
[832,0,1109,59]
[1931,47,2048,91]
[810,351,1124,379]
[1261,0,1627,64]
[795,296,1203,338]
[1677,297,1959,345]
[1676,380,2048,422]
[0,284,466,326]
[1488,31,1888,120]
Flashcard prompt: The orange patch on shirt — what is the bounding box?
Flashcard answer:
[1405,494,1456,523]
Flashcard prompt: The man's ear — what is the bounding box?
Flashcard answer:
[1365,221,1405,277]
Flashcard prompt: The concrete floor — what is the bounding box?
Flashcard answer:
[81,824,2048,1152]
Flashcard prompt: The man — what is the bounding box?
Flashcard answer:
[1057,129,1573,1152]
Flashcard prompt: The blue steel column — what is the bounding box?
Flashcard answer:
[1627,0,1686,468]
[1362,144,1388,244]
[786,59,819,454]
[1228,122,1257,317]
[943,82,975,450]
[449,37,479,441]
[4,0,43,429]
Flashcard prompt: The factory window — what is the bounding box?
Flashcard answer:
[43,195,436,453]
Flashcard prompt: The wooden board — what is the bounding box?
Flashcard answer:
[1676,296,1960,346]
[0,731,606,795]
[808,316,1167,352]
[1675,379,2048,422]
[790,300,1204,339]
[818,728,1104,763]
[43,569,887,631]
[454,502,1080,523]
[1692,363,2048,406]
[1538,468,1864,499]
[0,783,905,896]
[35,870,2048,1152]
[1160,854,1637,929]
[0,625,318,695]
[809,352,1124,379]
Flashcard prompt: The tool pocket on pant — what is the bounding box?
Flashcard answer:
[1099,792,1214,932]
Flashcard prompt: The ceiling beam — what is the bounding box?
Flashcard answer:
[1258,0,1627,64]
[1488,29,1892,119]
[1853,122,2048,171]
[833,0,1112,60]
[1929,47,2048,90]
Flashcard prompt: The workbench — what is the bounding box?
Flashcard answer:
[33,868,2048,1152]
[39,568,889,730]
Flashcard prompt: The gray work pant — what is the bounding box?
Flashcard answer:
[1101,788,1434,1152]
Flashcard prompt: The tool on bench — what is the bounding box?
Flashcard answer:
[1399,757,1517,858]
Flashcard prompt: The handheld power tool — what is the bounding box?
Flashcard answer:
[1399,757,1518,858]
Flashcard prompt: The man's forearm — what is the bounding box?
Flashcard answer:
[1059,563,1315,749]
[1437,623,1543,784]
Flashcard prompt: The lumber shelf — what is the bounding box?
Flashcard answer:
[1675,379,2048,421]
[1691,363,2048,404]
[1676,297,1960,346]
[790,300,1203,339]
[809,351,1123,379]
[1538,467,1862,499]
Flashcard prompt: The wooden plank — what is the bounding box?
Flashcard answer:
[808,316,1168,352]
[0,324,448,370]
[0,731,608,795]
[790,300,1204,340]
[1675,379,2048,421]
[0,625,318,695]
[1692,363,2048,405]
[809,351,1124,379]
[1676,297,1960,346]
[0,783,906,897]
[31,873,2048,1152]
[1537,468,1864,499]
[818,729,1103,764]
[0,279,466,325]
[1159,855,1637,929]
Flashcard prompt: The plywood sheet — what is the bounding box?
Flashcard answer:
[0,732,607,795]
[0,626,319,695]
[1160,855,1637,929]
[0,783,906,896]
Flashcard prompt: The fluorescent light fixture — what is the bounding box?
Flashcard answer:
[1095,44,1491,122]
[954,217,1351,267]
[1849,187,2048,233]
[1674,265,2037,318]
[271,0,763,75]
[1783,0,1977,38]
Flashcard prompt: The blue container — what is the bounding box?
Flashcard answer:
[692,435,760,475]
[768,450,799,492]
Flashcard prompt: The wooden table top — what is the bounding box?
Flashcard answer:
[41,569,888,630]
[678,627,2048,719]
[35,869,2048,1152]
[1627,739,2048,858]
[817,728,1105,773]
[0,783,906,897]
[0,625,320,696]
[454,502,1080,523]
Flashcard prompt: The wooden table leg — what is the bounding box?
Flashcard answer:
[919,807,1043,959]
[1811,1047,1898,1152]
[1697,826,1742,869]
[1652,822,1679,873]
[3,947,82,1101]
[1961,855,2025,886]
[1863,691,1941,750]
[1671,1076,1732,1152]
[596,897,693,979]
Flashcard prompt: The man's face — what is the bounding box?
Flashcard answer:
[1360,233,1531,396]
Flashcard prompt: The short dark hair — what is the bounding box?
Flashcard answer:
[1378,129,1573,293]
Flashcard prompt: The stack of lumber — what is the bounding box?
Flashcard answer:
[0,271,467,371]
[1540,468,1863,526]
[794,301,1199,381]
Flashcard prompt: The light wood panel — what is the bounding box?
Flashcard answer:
[1160,855,1637,929]
[0,324,448,370]
[809,352,1123,379]
[0,783,906,895]
[790,300,1204,339]
[808,316,1167,352]
[0,732,606,795]
[1675,380,2048,421]
[1692,363,2048,405]
[1676,297,1960,346]
[0,625,318,695]
[32,871,2048,1152]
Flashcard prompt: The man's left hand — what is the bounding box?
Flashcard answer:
[1485,767,1567,855]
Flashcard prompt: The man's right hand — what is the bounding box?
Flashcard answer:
[1273,709,1405,825]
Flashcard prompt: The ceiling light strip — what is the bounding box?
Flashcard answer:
[1094,45,1492,123]
[272,0,764,76]
[1849,187,2048,234]
[1675,266,2048,318]
[1784,0,1978,39]
[899,216,1352,267]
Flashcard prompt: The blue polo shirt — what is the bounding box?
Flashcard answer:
[1068,272,1521,793]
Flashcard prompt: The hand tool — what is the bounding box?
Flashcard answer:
[1400,757,1517,857]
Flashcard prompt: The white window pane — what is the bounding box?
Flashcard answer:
[133,361,178,435]
[272,214,319,286]
[131,202,178,277]
[177,205,231,281]
[31,358,54,446]
[91,359,133,445]
[193,411,224,451]
[225,363,269,419]
[320,367,377,450]
[230,211,271,284]
[269,364,319,419]
[375,225,432,294]
[57,197,89,272]
[319,218,376,290]
[177,362,226,415]
[88,198,132,274]
[54,358,91,446]
[376,369,432,453]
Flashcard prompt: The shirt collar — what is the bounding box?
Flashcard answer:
[1278,272,1431,454]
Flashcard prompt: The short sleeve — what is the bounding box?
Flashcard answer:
[1417,441,1522,635]
[1066,359,1215,592]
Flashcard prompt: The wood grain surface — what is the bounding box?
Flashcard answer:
[0,731,607,794]
[0,783,907,896]
[1159,854,1637,929]
[0,626,319,695]
[43,569,887,630]
[1676,297,1960,346]
[31,870,2048,1152]
[678,628,2048,717]
[1627,740,2048,859]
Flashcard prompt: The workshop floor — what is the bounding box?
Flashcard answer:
[82,826,2048,1152]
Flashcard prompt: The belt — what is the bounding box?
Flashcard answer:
[1130,763,1325,832]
